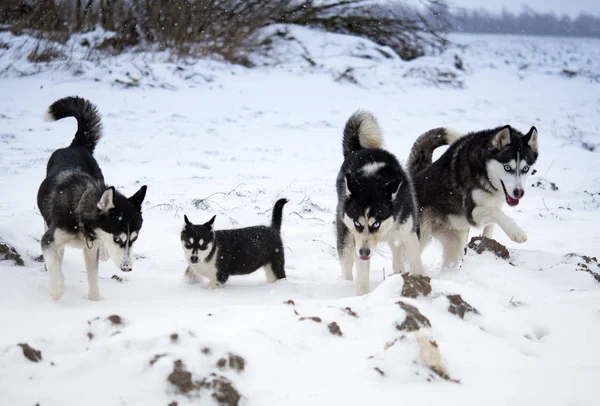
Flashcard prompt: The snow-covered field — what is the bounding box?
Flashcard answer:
[1,28,600,405]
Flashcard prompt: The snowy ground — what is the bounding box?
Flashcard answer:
[1,29,600,405]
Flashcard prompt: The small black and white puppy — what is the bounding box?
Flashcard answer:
[181,199,289,287]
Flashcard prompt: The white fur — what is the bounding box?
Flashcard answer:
[360,162,386,176]
[355,111,384,149]
[44,109,55,122]
[443,127,463,144]
[96,229,134,270]
[181,240,214,264]
[185,250,220,289]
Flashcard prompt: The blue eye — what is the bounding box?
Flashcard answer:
[354,220,362,228]
[522,166,530,173]
[504,165,512,172]
[372,221,380,229]
[113,236,121,243]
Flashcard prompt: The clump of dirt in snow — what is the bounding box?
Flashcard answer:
[107,315,123,325]
[18,343,42,362]
[168,360,195,393]
[342,307,358,318]
[447,294,480,319]
[283,299,295,305]
[401,273,432,298]
[0,240,24,266]
[111,274,123,282]
[170,333,179,343]
[328,322,343,336]
[199,374,241,406]
[299,316,322,323]
[396,301,431,332]
[416,333,458,383]
[467,236,509,259]
[167,359,242,406]
[217,353,245,372]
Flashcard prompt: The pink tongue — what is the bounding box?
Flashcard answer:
[506,195,520,207]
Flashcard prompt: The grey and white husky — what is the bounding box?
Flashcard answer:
[407,125,538,268]
[336,111,424,296]
[37,96,147,301]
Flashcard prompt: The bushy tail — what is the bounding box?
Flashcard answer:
[45,96,103,153]
[407,128,462,175]
[342,110,384,158]
[271,198,289,232]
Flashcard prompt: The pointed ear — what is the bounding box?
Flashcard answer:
[97,187,115,212]
[391,181,403,201]
[344,174,356,196]
[184,214,192,227]
[129,185,147,209]
[205,215,216,229]
[524,126,538,152]
[492,126,511,149]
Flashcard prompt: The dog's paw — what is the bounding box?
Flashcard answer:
[356,283,370,296]
[205,281,223,290]
[49,281,64,301]
[88,290,101,301]
[505,224,527,243]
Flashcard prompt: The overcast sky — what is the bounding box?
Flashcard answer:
[444,0,600,17]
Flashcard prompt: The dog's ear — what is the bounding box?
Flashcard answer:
[205,215,216,230]
[391,180,403,201]
[524,126,538,152]
[344,174,357,196]
[97,187,115,212]
[129,185,147,210]
[184,215,192,227]
[492,126,511,149]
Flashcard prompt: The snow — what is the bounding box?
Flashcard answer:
[1,27,600,405]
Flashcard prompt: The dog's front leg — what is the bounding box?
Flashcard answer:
[399,231,425,276]
[84,241,101,301]
[340,246,355,281]
[355,255,370,295]
[472,207,527,243]
[482,224,495,238]
[42,233,65,301]
[389,240,405,274]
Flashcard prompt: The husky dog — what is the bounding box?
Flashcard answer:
[37,96,147,301]
[407,125,538,267]
[336,111,423,296]
[181,199,288,287]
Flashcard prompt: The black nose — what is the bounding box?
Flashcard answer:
[513,188,524,199]
[359,248,371,258]
[190,256,199,264]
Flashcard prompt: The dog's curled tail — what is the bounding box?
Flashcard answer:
[342,110,383,158]
[271,198,289,232]
[45,96,103,153]
[407,127,462,175]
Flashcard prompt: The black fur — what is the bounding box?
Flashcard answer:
[182,199,288,285]
[38,96,147,250]
[410,125,538,224]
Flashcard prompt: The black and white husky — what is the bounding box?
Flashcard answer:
[37,96,147,301]
[407,125,538,268]
[336,111,423,296]
[181,199,288,287]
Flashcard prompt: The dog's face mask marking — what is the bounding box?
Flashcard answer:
[181,215,215,265]
[96,185,147,272]
[488,126,538,206]
[343,174,398,261]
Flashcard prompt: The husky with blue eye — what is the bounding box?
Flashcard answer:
[406,125,539,268]
[181,199,288,288]
[336,110,424,296]
[37,96,147,301]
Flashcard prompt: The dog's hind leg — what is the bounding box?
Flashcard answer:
[438,228,468,269]
[84,241,101,301]
[266,251,286,283]
[42,229,65,301]
[482,224,495,238]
